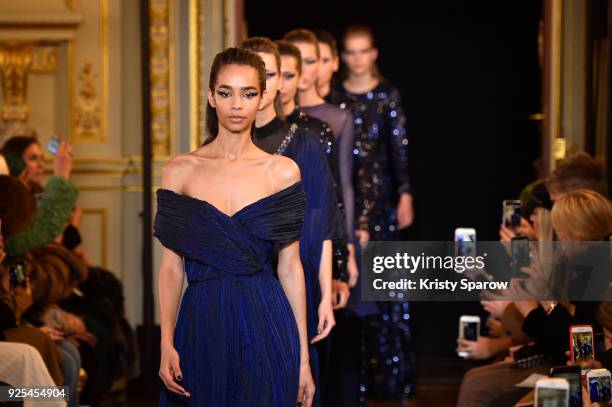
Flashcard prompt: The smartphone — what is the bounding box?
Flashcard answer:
[535,377,569,407]
[47,135,61,156]
[458,315,480,358]
[454,228,476,257]
[511,236,531,272]
[9,263,27,288]
[550,365,582,407]
[502,200,522,229]
[570,325,594,366]
[587,369,612,403]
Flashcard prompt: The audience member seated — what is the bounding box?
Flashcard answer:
[457,158,612,407]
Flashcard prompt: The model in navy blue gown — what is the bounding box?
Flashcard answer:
[155,47,314,407]
[155,182,306,406]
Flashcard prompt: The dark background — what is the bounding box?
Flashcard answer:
[246,0,542,356]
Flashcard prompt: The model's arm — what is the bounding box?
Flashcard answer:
[157,157,190,398]
[312,240,335,344]
[388,87,413,229]
[274,156,315,407]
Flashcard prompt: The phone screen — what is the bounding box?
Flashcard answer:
[503,200,522,228]
[47,136,60,156]
[571,329,594,364]
[588,375,611,403]
[536,387,568,406]
[462,321,479,341]
[511,236,530,273]
[9,263,26,288]
[551,371,582,407]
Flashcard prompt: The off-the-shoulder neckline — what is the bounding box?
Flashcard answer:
[157,181,302,219]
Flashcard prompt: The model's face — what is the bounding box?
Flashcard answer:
[342,35,378,76]
[257,52,280,112]
[279,55,300,105]
[22,142,45,185]
[293,42,319,91]
[317,42,338,87]
[208,64,263,133]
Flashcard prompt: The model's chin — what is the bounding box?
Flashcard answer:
[222,122,251,133]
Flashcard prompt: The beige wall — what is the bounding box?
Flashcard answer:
[0,0,241,328]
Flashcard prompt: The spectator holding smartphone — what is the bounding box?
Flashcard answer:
[0,135,78,260]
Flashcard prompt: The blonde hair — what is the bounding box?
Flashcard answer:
[551,189,612,241]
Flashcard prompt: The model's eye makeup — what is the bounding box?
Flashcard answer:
[282,72,296,80]
[243,91,259,99]
[216,89,231,98]
[304,58,316,65]
[265,71,277,79]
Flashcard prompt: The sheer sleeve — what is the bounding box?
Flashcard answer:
[338,109,356,242]
[388,87,411,195]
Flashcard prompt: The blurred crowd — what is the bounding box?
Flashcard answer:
[456,151,612,406]
[0,132,138,406]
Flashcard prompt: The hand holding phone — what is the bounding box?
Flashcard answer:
[457,315,480,358]
[51,139,73,179]
[587,368,611,403]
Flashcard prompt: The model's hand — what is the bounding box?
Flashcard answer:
[397,193,414,229]
[297,362,315,407]
[311,299,335,344]
[332,280,350,310]
[347,244,359,288]
[159,343,190,397]
[355,229,370,248]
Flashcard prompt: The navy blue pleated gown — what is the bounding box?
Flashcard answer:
[154,181,307,406]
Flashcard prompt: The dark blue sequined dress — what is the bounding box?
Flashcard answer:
[333,82,415,401]
[154,182,306,406]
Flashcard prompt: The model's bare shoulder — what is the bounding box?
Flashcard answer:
[161,153,195,192]
[269,155,301,190]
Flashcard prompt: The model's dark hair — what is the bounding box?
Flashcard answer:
[284,29,320,59]
[240,37,285,120]
[275,40,302,74]
[204,47,266,143]
[315,29,338,57]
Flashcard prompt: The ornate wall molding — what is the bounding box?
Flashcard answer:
[0,44,33,124]
[69,0,108,143]
[149,0,175,156]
